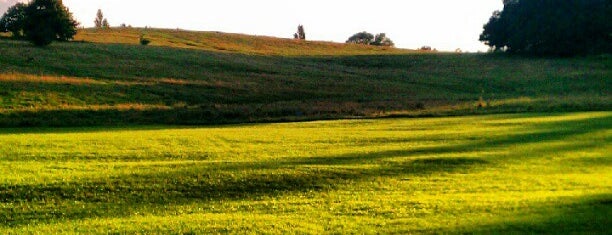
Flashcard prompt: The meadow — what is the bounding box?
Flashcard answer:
[0,28,610,233]
[0,28,609,127]
[0,112,610,233]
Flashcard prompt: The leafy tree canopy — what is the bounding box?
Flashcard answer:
[294,24,306,40]
[480,0,611,56]
[0,0,79,46]
[0,3,27,38]
[372,33,394,47]
[94,9,103,28]
[22,0,79,46]
[346,32,374,45]
[347,32,394,47]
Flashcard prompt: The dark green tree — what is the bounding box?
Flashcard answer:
[480,0,611,56]
[294,25,306,40]
[371,33,394,47]
[94,9,103,28]
[23,0,79,46]
[0,3,27,38]
[346,31,374,45]
[102,18,110,28]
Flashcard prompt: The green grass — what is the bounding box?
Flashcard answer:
[0,28,609,233]
[0,28,609,127]
[1,112,610,234]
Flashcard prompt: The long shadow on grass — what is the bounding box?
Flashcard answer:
[441,194,612,234]
[1,114,609,227]
[0,156,488,227]
[0,103,368,128]
[256,114,610,167]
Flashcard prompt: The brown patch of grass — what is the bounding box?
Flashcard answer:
[0,73,105,85]
[2,103,172,113]
[73,28,417,56]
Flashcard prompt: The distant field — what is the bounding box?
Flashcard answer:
[0,28,609,127]
[0,112,610,233]
[74,28,415,56]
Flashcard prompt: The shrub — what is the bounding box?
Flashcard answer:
[139,35,151,45]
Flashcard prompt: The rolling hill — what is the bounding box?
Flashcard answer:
[0,28,609,126]
[0,28,610,234]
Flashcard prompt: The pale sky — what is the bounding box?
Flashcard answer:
[2,0,504,52]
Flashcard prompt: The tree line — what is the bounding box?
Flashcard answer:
[2,0,609,55]
[480,0,610,56]
[94,9,109,29]
[293,25,395,47]
[0,0,78,46]
[346,32,394,47]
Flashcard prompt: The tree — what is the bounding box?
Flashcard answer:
[102,18,109,28]
[480,0,611,56]
[0,3,27,38]
[23,0,79,46]
[294,24,305,40]
[94,9,103,28]
[346,31,374,45]
[371,33,394,47]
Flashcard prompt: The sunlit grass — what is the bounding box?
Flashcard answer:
[1,112,610,233]
[0,32,609,127]
[74,28,415,56]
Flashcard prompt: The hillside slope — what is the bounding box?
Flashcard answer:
[74,28,413,56]
[0,28,609,126]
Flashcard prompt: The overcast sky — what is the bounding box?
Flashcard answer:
[1,0,503,52]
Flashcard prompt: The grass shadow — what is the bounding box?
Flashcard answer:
[0,152,492,227]
[1,113,609,227]
[450,194,612,234]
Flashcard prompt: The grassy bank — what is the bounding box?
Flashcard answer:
[0,112,610,233]
[0,28,609,127]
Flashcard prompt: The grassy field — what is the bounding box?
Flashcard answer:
[0,28,609,127]
[74,28,414,56]
[0,112,610,233]
[0,28,610,233]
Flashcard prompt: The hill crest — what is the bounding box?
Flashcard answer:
[74,28,415,56]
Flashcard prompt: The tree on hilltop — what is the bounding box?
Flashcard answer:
[95,9,109,28]
[346,31,374,45]
[294,24,306,40]
[94,9,103,28]
[102,18,109,28]
[346,32,395,47]
[0,3,27,38]
[371,33,394,47]
[23,0,79,46]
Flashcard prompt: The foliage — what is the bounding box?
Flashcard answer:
[0,112,610,233]
[480,0,612,56]
[95,9,109,29]
[347,31,394,47]
[371,33,394,47]
[94,9,103,28]
[102,18,109,28]
[293,24,306,40]
[0,3,27,38]
[346,31,374,45]
[139,34,150,45]
[22,0,79,46]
